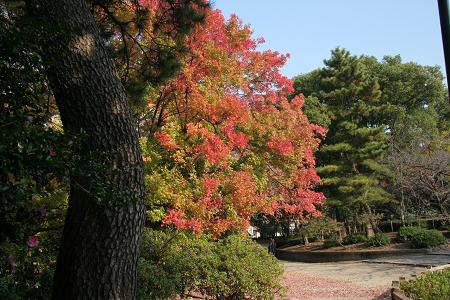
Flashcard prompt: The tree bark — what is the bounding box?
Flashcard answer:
[26,0,146,298]
[364,204,381,235]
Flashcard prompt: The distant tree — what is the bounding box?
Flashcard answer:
[386,135,450,220]
[360,55,449,222]
[292,69,332,128]
[293,48,392,232]
[360,54,449,142]
[293,50,450,231]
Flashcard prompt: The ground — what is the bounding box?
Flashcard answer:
[281,249,450,300]
[281,240,414,252]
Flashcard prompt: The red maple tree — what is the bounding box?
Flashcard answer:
[140,7,325,236]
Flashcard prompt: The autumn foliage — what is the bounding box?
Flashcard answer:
[138,7,325,236]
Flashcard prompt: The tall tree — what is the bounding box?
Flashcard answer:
[360,55,449,141]
[294,50,450,228]
[25,0,147,297]
[22,0,208,297]
[360,55,450,221]
[141,9,325,237]
[294,48,392,228]
[386,135,450,219]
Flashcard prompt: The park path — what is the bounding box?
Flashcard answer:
[281,250,450,300]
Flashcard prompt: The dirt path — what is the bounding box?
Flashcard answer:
[281,261,427,300]
[280,247,450,299]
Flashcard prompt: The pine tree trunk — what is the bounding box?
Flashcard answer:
[366,223,374,237]
[364,204,381,235]
[27,0,146,298]
[303,235,309,245]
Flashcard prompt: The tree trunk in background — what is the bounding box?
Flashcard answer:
[303,235,309,245]
[27,0,146,298]
[366,223,374,238]
[400,189,406,225]
[364,204,381,236]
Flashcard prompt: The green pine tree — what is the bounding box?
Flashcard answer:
[294,48,392,224]
[293,49,449,228]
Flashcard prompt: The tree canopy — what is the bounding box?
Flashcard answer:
[141,9,325,237]
[293,48,449,227]
[294,48,391,222]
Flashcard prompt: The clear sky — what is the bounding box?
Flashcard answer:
[212,0,447,79]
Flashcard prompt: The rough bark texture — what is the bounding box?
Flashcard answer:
[27,0,146,299]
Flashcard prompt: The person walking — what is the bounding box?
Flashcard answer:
[268,238,276,255]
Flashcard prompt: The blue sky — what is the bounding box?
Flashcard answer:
[212,0,446,79]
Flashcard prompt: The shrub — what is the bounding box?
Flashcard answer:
[0,232,60,300]
[400,268,450,300]
[297,217,342,241]
[397,226,423,242]
[212,235,285,299]
[409,219,429,229]
[0,187,67,300]
[274,236,304,248]
[342,233,368,245]
[323,239,339,248]
[138,229,228,300]
[397,226,447,248]
[410,229,447,248]
[367,233,391,247]
[138,229,285,300]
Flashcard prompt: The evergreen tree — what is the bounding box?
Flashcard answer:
[360,55,449,221]
[294,49,450,228]
[294,48,392,226]
[360,55,449,145]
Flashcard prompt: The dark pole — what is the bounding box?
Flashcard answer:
[438,0,450,94]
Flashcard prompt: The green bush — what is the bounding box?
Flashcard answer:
[400,268,450,300]
[138,229,285,300]
[409,219,429,229]
[212,235,285,299]
[274,236,304,248]
[0,187,67,300]
[342,233,368,245]
[397,226,447,248]
[367,233,390,247]
[297,217,342,241]
[0,17,74,300]
[397,226,423,242]
[323,239,339,248]
[0,230,61,300]
[138,229,212,299]
[410,229,447,248]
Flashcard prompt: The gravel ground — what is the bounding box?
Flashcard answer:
[282,272,390,300]
[281,261,427,300]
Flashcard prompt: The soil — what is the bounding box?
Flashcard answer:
[282,241,450,252]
